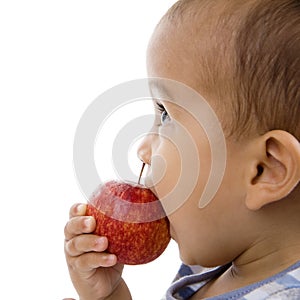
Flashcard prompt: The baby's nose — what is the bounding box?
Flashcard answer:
[137,134,153,165]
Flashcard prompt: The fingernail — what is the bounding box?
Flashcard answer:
[76,204,86,214]
[96,237,106,245]
[106,254,116,264]
[84,217,93,228]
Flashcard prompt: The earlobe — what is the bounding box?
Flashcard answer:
[245,130,300,211]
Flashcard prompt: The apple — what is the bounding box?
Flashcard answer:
[86,180,171,265]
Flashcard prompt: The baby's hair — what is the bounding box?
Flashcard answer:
[234,0,300,140]
[163,0,300,140]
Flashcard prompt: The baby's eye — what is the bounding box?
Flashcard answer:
[155,101,170,125]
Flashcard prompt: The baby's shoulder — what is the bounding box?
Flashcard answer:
[249,261,300,300]
[266,288,300,300]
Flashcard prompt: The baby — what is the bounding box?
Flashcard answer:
[64,0,300,299]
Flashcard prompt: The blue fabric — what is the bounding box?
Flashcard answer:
[164,261,300,299]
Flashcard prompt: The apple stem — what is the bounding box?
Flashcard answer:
[138,163,145,185]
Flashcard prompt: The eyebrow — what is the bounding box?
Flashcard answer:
[148,79,174,101]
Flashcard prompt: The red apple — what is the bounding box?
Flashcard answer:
[86,180,171,265]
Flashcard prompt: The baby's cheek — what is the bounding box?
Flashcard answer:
[156,143,180,182]
[145,155,167,193]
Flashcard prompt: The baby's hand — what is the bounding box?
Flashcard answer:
[64,203,130,300]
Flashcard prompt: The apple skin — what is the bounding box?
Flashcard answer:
[86,180,171,265]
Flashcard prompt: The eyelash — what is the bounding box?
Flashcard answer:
[155,101,170,125]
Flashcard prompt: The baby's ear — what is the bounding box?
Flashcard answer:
[245,130,300,210]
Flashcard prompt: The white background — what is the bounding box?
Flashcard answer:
[0,1,182,299]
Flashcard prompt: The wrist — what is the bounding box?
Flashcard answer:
[105,279,132,300]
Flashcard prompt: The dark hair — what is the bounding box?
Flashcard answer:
[233,0,300,140]
[164,0,300,140]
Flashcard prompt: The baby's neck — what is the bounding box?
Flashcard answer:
[192,238,300,299]
[233,235,300,279]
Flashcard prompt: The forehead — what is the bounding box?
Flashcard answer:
[146,22,205,95]
[147,1,249,101]
[147,0,248,62]
[147,21,189,71]
[146,1,231,79]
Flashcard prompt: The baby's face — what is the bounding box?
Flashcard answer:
[139,19,254,266]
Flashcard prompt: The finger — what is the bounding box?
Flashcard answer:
[65,235,109,257]
[71,252,118,271]
[64,216,96,241]
[69,203,87,218]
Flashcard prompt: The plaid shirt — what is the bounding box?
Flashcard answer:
[163,260,300,299]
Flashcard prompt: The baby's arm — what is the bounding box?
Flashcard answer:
[64,203,132,300]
